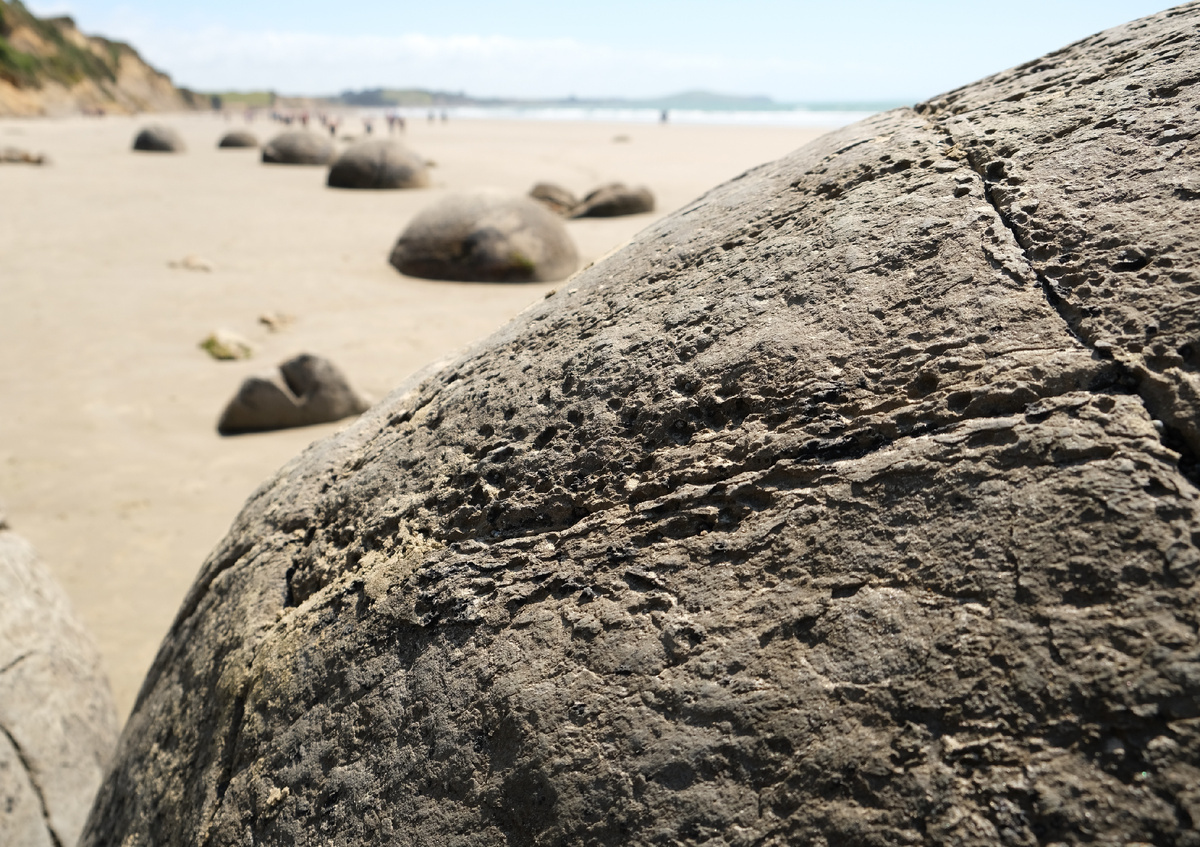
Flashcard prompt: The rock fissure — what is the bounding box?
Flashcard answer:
[0,721,65,847]
[934,115,1200,492]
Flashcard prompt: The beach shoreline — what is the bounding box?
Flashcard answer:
[0,111,830,717]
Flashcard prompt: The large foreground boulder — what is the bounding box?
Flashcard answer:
[389,191,579,282]
[217,353,370,435]
[261,131,334,165]
[84,6,1200,846]
[327,139,430,189]
[1,529,118,847]
[132,125,185,153]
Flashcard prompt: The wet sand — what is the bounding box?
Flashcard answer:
[0,111,829,717]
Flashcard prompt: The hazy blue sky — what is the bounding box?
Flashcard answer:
[28,1,1178,102]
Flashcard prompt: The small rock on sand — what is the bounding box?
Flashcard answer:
[258,312,295,332]
[199,330,253,361]
[168,254,212,272]
[0,147,47,165]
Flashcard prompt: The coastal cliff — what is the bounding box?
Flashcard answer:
[0,0,205,116]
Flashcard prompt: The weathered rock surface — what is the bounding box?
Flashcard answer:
[569,182,655,218]
[389,191,579,282]
[529,181,578,215]
[1,530,119,847]
[132,124,184,152]
[84,6,1200,846]
[217,130,258,149]
[261,131,334,165]
[327,139,430,189]
[217,353,370,435]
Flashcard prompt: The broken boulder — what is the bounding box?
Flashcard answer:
[389,191,579,282]
[569,182,655,217]
[528,182,578,215]
[216,353,370,435]
[82,6,1200,846]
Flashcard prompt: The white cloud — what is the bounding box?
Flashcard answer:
[65,21,845,100]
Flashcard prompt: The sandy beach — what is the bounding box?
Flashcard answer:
[0,111,828,717]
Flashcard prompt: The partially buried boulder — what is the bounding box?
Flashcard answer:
[569,182,654,217]
[1,528,119,847]
[261,131,334,165]
[83,6,1200,846]
[132,125,185,153]
[327,139,430,189]
[389,191,579,282]
[528,181,578,215]
[217,353,370,435]
[217,130,259,149]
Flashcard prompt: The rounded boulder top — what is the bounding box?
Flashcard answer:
[217,130,259,149]
[261,131,334,165]
[327,139,430,189]
[132,125,185,153]
[389,191,579,282]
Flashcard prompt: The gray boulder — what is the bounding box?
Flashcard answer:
[327,139,430,189]
[261,131,334,165]
[132,125,185,153]
[83,6,1200,846]
[529,182,578,215]
[1,530,119,847]
[217,353,370,435]
[569,182,655,217]
[217,130,259,149]
[389,191,579,282]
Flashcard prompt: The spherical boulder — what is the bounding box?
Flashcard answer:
[132,125,185,153]
[81,6,1200,847]
[569,182,655,217]
[327,139,430,189]
[217,353,370,435]
[217,130,258,149]
[389,191,579,282]
[529,181,578,215]
[0,529,118,847]
[261,131,334,165]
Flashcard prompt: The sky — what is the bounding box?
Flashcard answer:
[26,1,1181,103]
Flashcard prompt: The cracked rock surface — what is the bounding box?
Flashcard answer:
[84,5,1200,845]
[1,530,119,847]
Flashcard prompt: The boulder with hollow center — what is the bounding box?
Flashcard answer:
[217,353,370,435]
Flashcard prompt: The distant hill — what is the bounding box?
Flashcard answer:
[0,0,206,116]
[330,87,902,113]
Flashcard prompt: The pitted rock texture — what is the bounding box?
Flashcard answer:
[389,191,579,282]
[217,353,370,435]
[261,131,334,165]
[218,130,259,149]
[132,124,184,153]
[327,139,430,189]
[1,530,119,847]
[84,5,1200,846]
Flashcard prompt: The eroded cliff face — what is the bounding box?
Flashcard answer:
[83,4,1200,846]
[0,1,203,116]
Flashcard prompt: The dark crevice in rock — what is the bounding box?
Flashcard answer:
[0,721,65,847]
[933,118,1200,491]
[0,651,31,675]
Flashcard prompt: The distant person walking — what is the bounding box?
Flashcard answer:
[660,109,669,123]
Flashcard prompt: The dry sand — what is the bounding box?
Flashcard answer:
[0,111,828,718]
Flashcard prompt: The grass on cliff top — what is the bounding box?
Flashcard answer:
[0,0,119,89]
